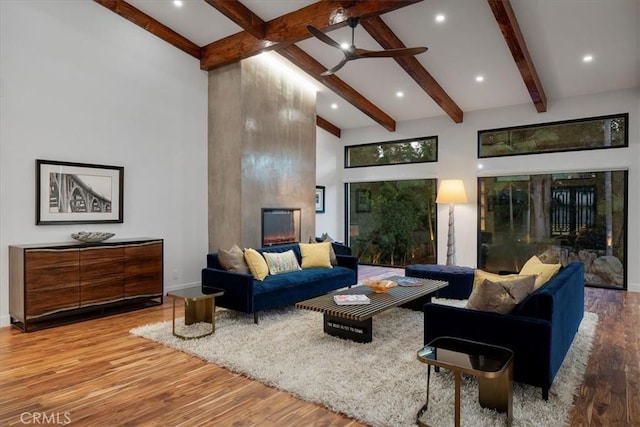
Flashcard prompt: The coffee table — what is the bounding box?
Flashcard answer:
[295,276,447,343]
[416,336,514,427]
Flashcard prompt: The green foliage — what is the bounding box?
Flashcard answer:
[480,114,626,157]
[347,138,436,167]
[350,180,436,266]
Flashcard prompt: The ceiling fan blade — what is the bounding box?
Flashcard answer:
[307,25,342,50]
[320,57,350,76]
[357,46,428,58]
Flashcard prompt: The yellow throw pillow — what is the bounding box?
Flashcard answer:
[243,248,269,281]
[473,269,520,289]
[299,242,333,269]
[519,255,561,289]
[307,237,338,266]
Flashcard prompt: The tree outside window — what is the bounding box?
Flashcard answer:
[478,171,627,289]
[347,179,437,266]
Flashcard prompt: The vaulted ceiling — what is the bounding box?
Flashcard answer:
[95,0,639,137]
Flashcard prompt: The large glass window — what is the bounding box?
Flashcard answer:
[478,171,628,289]
[478,113,627,158]
[345,136,437,168]
[347,179,437,266]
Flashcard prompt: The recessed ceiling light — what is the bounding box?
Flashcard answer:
[475,75,484,82]
[173,0,183,7]
[435,14,446,23]
[583,54,593,63]
[396,91,404,98]
[331,103,338,109]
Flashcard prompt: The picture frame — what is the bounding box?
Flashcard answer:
[36,159,124,225]
[315,186,325,213]
[356,189,371,213]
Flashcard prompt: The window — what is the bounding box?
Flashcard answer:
[478,113,627,158]
[478,171,628,289]
[345,136,437,168]
[347,179,437,266]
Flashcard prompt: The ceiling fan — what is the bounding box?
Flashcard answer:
[307,17,428,76]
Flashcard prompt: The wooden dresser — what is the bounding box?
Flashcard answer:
[9,238,163,331]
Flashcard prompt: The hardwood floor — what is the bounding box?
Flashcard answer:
[1,265,638,426]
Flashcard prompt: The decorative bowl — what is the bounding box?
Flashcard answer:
[71,232,115,243]
[363,279,397,293]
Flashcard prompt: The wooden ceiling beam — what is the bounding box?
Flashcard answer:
[200,0,422,71]
[360,16,463,123]
[316,116,341,138]
[487,0,547,112]
[93,0,201,59]
[208,1,397,131]
[278,45,396,132]
[203,0,265,39]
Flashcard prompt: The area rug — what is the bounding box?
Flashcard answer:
[131,303,597,427]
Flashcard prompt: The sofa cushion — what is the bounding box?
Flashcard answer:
[251,266,357,312]
[520,255,561,289]
[263,250,301,275]
[254,267,354,295]
[218,245,249,274]
[244,248,269,281]
[299,242,332,269]
[466,275,535,314]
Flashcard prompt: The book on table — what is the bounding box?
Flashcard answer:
[333,294,371,305]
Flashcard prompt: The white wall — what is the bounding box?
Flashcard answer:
[315,128,343,240]
[0,1,209,326]
[318,88,640,291]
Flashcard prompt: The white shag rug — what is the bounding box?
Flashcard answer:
[131,301,597,427]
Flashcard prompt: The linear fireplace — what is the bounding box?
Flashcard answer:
[262,208,301,247]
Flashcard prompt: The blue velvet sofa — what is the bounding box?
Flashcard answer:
[202,243,358,323]
[423,262,585,399]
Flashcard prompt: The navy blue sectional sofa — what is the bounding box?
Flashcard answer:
[423,262,585,399]
[202,243,358,323]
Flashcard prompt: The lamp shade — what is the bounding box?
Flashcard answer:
[436,179,468,204]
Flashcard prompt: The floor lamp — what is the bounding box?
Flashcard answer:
[436,180,468,266]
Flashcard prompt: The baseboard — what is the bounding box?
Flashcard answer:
[0,314,10,328]
[165,281,200,294]
[628,282,640,293]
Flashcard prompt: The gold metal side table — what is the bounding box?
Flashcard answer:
[166,287,224,340]
[416,336,514,427]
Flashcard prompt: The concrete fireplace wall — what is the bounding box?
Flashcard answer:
[207,55,317,251]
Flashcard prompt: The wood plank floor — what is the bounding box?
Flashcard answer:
[1,265,638,426]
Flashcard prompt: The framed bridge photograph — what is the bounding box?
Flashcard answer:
[36,159,124,225]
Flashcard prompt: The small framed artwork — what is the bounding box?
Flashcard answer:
[315,186,325,213]
[36,159,124,225]
[356,189,371,213]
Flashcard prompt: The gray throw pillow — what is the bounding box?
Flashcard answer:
[218,245,249,274]
[466,275,535,314]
